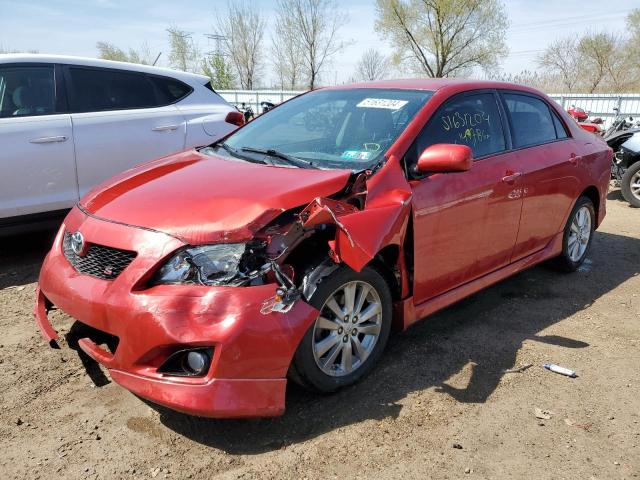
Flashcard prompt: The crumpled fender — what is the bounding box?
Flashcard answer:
[300,156,413,273]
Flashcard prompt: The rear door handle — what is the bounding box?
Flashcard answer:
[29,135,68,144]
[569,154,582,165]
[152,124,179,132]
[502,172,522,183]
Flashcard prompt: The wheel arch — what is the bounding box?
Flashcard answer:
[367,244,402,302]
[579,185,601,224]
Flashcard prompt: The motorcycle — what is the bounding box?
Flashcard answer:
[603,107,638,138]
[238,102,255,122]
[260,101,275,114]
[567,105,603,135]
[605,108,640,207]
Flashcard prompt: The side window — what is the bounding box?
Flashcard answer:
[551,110,568,139]
[410,93,506,161]
[503,93,558,147]
[67,67,157,112]
[0,66,55,118]
[148,76,192,104]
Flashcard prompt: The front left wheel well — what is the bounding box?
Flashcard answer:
[367,245,401,302]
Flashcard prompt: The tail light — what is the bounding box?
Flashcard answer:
[225,111,245,127]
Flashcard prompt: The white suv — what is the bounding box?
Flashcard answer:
[0,54,241,233]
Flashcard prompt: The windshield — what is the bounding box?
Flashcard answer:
[215,88,433,171]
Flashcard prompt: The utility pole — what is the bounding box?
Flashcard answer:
[204,33,227,57]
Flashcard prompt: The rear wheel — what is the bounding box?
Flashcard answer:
[621,161,640,207]
[552,196,595,272]
[290,265,392,392]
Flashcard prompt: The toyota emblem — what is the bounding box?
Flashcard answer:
[70,231,85,256]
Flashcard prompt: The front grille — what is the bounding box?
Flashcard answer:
[62,232,136,280]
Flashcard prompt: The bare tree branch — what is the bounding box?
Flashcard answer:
[376,0,508,78]
[355,48,391,81]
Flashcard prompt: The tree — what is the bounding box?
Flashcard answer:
[578,32,617,93]
[276,0,349,89]
[271,5,304,90]
[96,42,128,62]
[96,41,154,65]
[0,46,39,54]
[375,0,508,78]
[537,38,582,92]
[216,2,265,90]
[167,27,200,73]
[355,48,390,81]
[202,53,235,90]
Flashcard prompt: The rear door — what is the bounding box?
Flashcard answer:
[499,91,581,260]
[64,66,187,197]
[407,91,524,304]
[0,64,76,219]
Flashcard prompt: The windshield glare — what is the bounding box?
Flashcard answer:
[219,88,434,171]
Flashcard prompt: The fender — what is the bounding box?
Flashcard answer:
[300,156,413,273]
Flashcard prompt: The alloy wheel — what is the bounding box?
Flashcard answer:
[630,170,640,201]
[567,205,592,262]
[312,280,382,377]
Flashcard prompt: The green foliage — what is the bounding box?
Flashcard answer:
[166,27,200,73]
[375,0,509,78]
[202,54,235,90]
[96,41,152,65]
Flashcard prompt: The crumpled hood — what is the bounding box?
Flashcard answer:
[80,150,352,244]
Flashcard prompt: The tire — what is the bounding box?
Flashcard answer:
[552,196,595,272]
[289,265,392,393]
[621,161,640,208]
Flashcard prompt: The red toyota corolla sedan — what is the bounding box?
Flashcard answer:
[35,79,612,418]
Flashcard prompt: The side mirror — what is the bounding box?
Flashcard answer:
[416,144,473,174]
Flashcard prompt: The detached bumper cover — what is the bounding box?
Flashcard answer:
[34,207,319,418]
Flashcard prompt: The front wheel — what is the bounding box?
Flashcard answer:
[621,161,640,207]
[552,196,595,272]
[289,265,392,393]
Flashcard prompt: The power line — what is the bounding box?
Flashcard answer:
[509,14,632,35]
[508,9,635,30]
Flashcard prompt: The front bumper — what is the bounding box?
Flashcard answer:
[34,207,319,418]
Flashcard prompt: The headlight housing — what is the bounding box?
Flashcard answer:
[151,243,248,286]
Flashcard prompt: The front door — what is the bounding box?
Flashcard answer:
[0,64,77,219]
[407,91,523,304]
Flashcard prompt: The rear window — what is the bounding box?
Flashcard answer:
[148,76,192,104]
[0,66,55,118]
[66,67,192,113]
[551,110,568,139]
[503,93,558,148]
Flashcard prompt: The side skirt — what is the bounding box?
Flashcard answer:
[396,231,564,330]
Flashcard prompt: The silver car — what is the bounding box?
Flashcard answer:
[0,54,241,233]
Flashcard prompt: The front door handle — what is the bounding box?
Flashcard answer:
[29,135,68,144]
[569,154,582,165]
[502,172,522,183]
[152,124,179,132]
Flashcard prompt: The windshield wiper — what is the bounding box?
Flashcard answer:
[240,147,317,169]
[216,142,269,165]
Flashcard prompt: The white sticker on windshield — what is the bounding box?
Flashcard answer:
[356,98,408,110]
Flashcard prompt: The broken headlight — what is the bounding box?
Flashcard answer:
[151,243,248,286]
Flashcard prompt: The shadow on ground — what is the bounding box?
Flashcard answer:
[0,228,57,288]
[135,230,639,454]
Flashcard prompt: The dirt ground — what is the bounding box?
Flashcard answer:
[1,191,639,480]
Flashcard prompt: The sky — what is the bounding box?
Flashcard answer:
[1,0,639,86]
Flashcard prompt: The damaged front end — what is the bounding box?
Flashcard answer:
[146,155,414,321]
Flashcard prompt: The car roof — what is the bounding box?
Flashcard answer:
[0,53,209,85]
[325,78,543,95]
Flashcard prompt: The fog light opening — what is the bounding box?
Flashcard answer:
[157,347,213,377]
